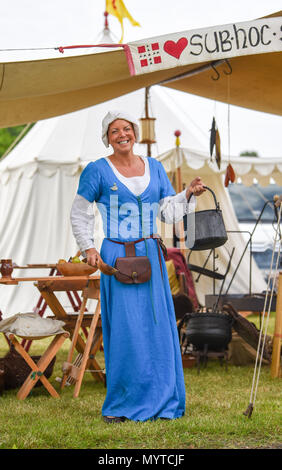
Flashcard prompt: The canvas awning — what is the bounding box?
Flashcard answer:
[158,147,282,187]
[0,11,282,127]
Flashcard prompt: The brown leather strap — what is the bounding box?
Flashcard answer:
[108,234,159,246]
[108,237,145,246]
[124,242,136,257]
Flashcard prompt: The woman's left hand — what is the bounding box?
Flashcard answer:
[186,176,206,199]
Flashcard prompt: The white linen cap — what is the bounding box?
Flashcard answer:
[102,110,140,147]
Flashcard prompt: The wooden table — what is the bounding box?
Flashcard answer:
[35,275,105,386]
[0,274,105,386]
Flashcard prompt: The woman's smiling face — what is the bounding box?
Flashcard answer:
[107,119,136,153]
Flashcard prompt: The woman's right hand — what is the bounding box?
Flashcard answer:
[85,248,102,268]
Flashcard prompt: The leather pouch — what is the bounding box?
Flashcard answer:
[114,256,151,284]
[114,241,151,284]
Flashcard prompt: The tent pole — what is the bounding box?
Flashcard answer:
[145,87,151,157]
[174,139,186,255]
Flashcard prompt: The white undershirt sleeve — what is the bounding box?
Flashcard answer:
[158,189,196,224]
[70,194,96,254]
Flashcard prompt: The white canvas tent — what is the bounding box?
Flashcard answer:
[0,86,279,315]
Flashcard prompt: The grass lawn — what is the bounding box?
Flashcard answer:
[0,313,281,450]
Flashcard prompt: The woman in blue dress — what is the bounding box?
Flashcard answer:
[71,110,205,423]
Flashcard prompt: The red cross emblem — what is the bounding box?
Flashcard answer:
[137,42,162,68]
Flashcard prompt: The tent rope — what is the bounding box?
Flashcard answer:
[243,202,282,418]
[252,185,269,203]
[252,186,282,234]
[159,86,208,144]
[237,187,267,221]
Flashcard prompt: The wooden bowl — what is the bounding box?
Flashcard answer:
[56,262,97,277]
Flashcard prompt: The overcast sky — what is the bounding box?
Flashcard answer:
[1,0,281,47]
[0,1,282,159]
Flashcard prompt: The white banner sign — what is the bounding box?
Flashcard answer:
[125,17,282,76]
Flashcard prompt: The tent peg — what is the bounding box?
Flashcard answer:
[243,402,254,418]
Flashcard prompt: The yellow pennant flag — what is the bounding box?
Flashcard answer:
[106,0,140,43]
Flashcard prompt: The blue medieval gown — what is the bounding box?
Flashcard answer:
[77,156,185,421]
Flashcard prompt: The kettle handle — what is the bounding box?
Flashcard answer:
[187,185,220,210]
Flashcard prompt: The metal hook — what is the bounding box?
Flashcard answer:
[223,59,232,75]
[211,60,232,81]
[211,63,220,81]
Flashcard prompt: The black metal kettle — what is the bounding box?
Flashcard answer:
[186,186,228,251]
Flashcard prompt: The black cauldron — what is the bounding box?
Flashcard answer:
[184,311,233,352]
[186,186,228,251]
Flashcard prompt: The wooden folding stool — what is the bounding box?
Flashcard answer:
[61,278,105,398]
[6,331,69,400]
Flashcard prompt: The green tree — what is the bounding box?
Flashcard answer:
[239,150,259,157]
[0,125,33,158]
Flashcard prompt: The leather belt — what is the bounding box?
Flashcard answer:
[107,234,165,279]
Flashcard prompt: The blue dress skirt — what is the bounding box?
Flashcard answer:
[77,157,185,421]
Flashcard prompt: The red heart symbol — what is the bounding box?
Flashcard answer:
[163,37,188,59]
